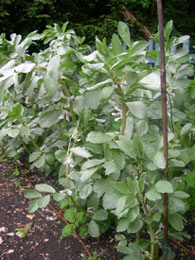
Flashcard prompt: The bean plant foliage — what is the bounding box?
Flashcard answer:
[0,21,194,260]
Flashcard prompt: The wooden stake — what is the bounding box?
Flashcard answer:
[156,1,168,260]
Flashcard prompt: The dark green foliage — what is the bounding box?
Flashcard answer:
[0,0,194,46]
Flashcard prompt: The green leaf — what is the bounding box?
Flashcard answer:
[52,192,66,202]
[34,155,45,168]
[131,41,148,54]
[135,120,148,136]
[88,220,100,237]
[124,117,134,139]
[146,188,161,201]
[117,218,130,232]
[172,191,189,199]
[71,146,92,158]
[114,182,129,195]
[116,136,135,159]
[28,199,39,213]
[115,195,128,216]
[140,70,160,91]
[86,131,112,144]
[103,160,119,175]
[168,197,186,213]
[29,151,41,163]
[127,218,143,233]
[14,62,36,73]
[127,206,140,223]
[62,224,74,237]
[138,173,146,193]
[180,123,192,136]
[127,101,147,119]
[80,167,99,182]
[77,212,84,222]
[155,181,173,194]
[24,189,42,199]
[153,152,166,169]
[37,195,50,208]
[125,71,137,94]
[39,110,62,128]
[153,212,161,222]
[63,208,77,223]
[93,209,108,221]
[81,159,105,170]
[80,183,93,199]
[112,150,125,170]
[165,20,173,40]
[169,213,184,231]
[94,179,114,197]
[118,22,131,47]
[44,55,60,97]
[87,79,112,91]
[55,149,67,163]
[102,192,118,210]
[35,184,56,193]
[111,34,124,55]
[7,128,20,138]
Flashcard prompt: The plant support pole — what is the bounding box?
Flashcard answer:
[157,1,168,260]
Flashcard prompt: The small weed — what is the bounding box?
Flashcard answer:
[13,166,20,176]
[15,223,31,238]
[82,252,101,260]
[14,180,21,187]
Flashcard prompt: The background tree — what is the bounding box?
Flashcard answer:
[0,0,194,47]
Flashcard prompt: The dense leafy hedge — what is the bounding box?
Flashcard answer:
[0,0,194,46]
[0,21,195,259]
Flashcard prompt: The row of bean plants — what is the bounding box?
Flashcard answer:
[0,21,195,260]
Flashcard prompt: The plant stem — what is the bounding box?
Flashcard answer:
[105,66,128,135]
[120,99,128,135]
[136,231,140,243]
[29,136,41,153]
[148,224,155,260]
[61,83,77,123]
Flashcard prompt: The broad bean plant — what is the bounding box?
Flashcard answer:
[0,21,194,260]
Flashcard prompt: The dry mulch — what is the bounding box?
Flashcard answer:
[0,156,195,260]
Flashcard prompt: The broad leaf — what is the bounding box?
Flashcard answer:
[153,152,166,169]
[118,22,131,47]
[127,101,147,119]
[44,55,60,97]
[39,110,62,128]
[37,195,50,208]
[86,131,112,144]
[88,220,100,237]
[35,184,56,193]
[71,146,92,158]
[93,209,108,221]
[155,181,173,194]
[24,189,42,199]
[169,213,184,231]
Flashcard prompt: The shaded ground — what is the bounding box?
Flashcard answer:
[0,156,194,260]
[0,158,122,260]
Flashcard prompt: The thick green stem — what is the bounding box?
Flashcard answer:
[29,136,41,153]
[61,83,77,123]
[65,163,70,189]
[105,66,128,135]
[120,99,128,135]
[20,138,30,154]
[136,231,140,243]
[148,224,155,260]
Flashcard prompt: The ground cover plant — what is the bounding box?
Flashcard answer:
[0,20,194,260]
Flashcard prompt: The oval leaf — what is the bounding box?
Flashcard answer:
[155,181,173,194]
[35,184,56,193]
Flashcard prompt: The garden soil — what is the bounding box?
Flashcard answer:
[0,158,194,260]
